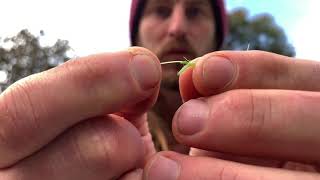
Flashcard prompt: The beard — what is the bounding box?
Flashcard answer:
[151,38,198,154]
[156,37,198,91]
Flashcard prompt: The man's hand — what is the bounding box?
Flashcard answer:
[144,51,320,179]
[0,47,161,180]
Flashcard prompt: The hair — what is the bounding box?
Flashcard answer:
[129,0,228,152]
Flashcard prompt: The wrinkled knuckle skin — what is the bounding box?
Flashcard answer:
[224,90,271,143]
[56,59,102,96]
[71,117,143,178]
[245,91,272,141]
[217,90,269,142]
[0,78,41,168]
[217,165,240,180]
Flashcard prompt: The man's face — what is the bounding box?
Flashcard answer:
[137,0,216,86]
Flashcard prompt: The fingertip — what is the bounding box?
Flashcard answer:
[179,68,201,102]
[193,54,236,96]
[121,47,162,116]
[144,151,183,180]
[128,46,161,66]
[119,169,143,180]
[128,48,161,91]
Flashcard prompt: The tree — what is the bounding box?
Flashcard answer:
[0,9,295,91]
[222,8,295,57]
[0,29,71,92]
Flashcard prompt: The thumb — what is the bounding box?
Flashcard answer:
[114,47,161,165]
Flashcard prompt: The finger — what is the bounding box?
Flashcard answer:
[126,113,157,164]
[0,47,161,168]
[1,115,144,180]
[282,162,319,172]
[179,50,320,101]
[119,169,143,180]
[189,148,282,168]
[144,151,320,180]
[178,68,200,102]
[189,148,318,173]
[172,89,320,164]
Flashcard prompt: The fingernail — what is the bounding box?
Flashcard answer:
[122,169,143,179]
[201,56,235,90]
[175,99,209,135]
[146,156,179,180]
[130,54,161,90]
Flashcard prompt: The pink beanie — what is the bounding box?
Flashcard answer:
[129,0,228,50]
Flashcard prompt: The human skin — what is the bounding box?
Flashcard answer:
[137,0,320,179]
[138,0,216,86]
[138,0,216,60]
[0,47,161,180]
[137,0,217,153]
[143,51,320,180]
[2,0,319,179]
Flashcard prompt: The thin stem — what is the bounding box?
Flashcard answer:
[246,43,250,51]
[160,61,183,65]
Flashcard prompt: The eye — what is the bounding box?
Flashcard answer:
[154,5,172,18]
[186,7,202,19]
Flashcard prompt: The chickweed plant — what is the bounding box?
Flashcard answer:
[161,43,251,75]
[160,57,198,76]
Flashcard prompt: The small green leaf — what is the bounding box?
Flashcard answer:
[160,58,199,76]
[177,64,190,75]
[177,58,198,76]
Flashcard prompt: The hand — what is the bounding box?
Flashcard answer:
[143,51,320,179]
[0,47,161,180]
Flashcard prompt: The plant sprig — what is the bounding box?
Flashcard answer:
[161,43,251,76]
[160,57,198,76]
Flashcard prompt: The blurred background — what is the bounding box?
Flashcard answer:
[0,0,319,91]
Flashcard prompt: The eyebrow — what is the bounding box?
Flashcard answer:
[185,0,211,6]
[147,0,172,3]
[147,0,210,4]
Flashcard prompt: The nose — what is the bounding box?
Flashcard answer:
[168,5,188,38]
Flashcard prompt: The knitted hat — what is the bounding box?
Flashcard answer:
[129,0,228,50]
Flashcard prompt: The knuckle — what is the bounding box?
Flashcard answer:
[216,90,248,117]
[58,56,140,104]
[71,118,142,177]
[59,60,97,92]
[216,165,240,180]
[216,164,264,180]
[72,120,116,170]
[0,78,41,167]
[244,91,271,141]
[219,90,272,141]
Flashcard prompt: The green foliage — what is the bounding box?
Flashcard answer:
[222,8,295,57]
[0,29,71,91]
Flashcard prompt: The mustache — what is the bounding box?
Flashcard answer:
[158,39,197,60]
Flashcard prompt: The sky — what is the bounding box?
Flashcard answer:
[0,0,319,61]
[226,0,320,60]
